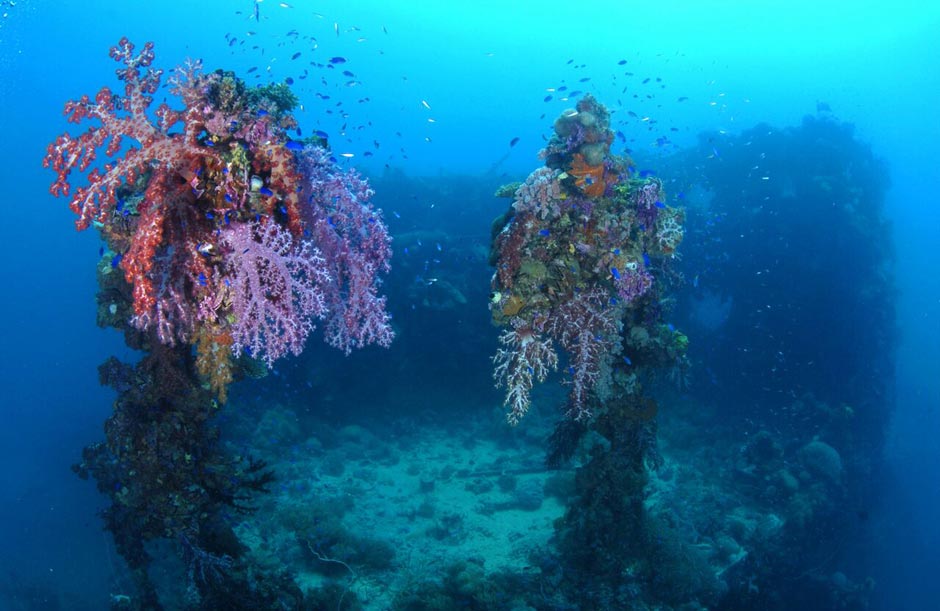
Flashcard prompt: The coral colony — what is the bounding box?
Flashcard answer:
[490,94,687,424]
[44,38,393,402]
[43,39,394,605]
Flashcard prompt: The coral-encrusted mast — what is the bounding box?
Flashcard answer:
[44,38,393,399]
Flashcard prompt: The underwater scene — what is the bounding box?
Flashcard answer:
[1,1,938,610]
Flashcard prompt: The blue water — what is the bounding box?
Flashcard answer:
[1,1,938,609]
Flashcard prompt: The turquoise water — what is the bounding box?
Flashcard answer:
[0,1,938,609]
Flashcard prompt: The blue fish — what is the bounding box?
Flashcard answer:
[330,56,347,64]
[539,229,550,237]
[224,194,233,203]
[640,169,656,178]
[256,109,269,117]
[655,200,666,209]
[259,186,274,197]
[611,267,621,280]
[613,248,621,255]
[111,253,123,268]
[285,140,304,151]
[198,273,207,286]
[315,129,329,139]
[642,252,651,267]
[205,211,214,220]
[667,323,676,332]
[623,356,632,366]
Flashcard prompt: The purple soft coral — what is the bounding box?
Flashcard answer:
[221,219,330,367]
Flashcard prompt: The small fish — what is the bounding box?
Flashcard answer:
[339,152,354,158]
[642,252,651,267]
[654,200,666,209]
[667,323,676,332]
[421,99,431,110]
[677,96,689,102]
[250,176,264,191]
[198,273,207,286]
[314,129,329,139]
[329,56,347,64]
[538,229,550,237]
[639,169,656,178]
[510,136,520,148]
[611,267,621,280]
[623,356,632,366]
[618,59,627,65]
[197,243,214,255]
[285,140,304,151]
[259,186,274,197]
[256,109,269,117]
[291,52,301,60]
[111,253,123,268]
[436,243,442,251]
[544,95,553,102]
[579,77,591,83]
[205,211,215,219]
